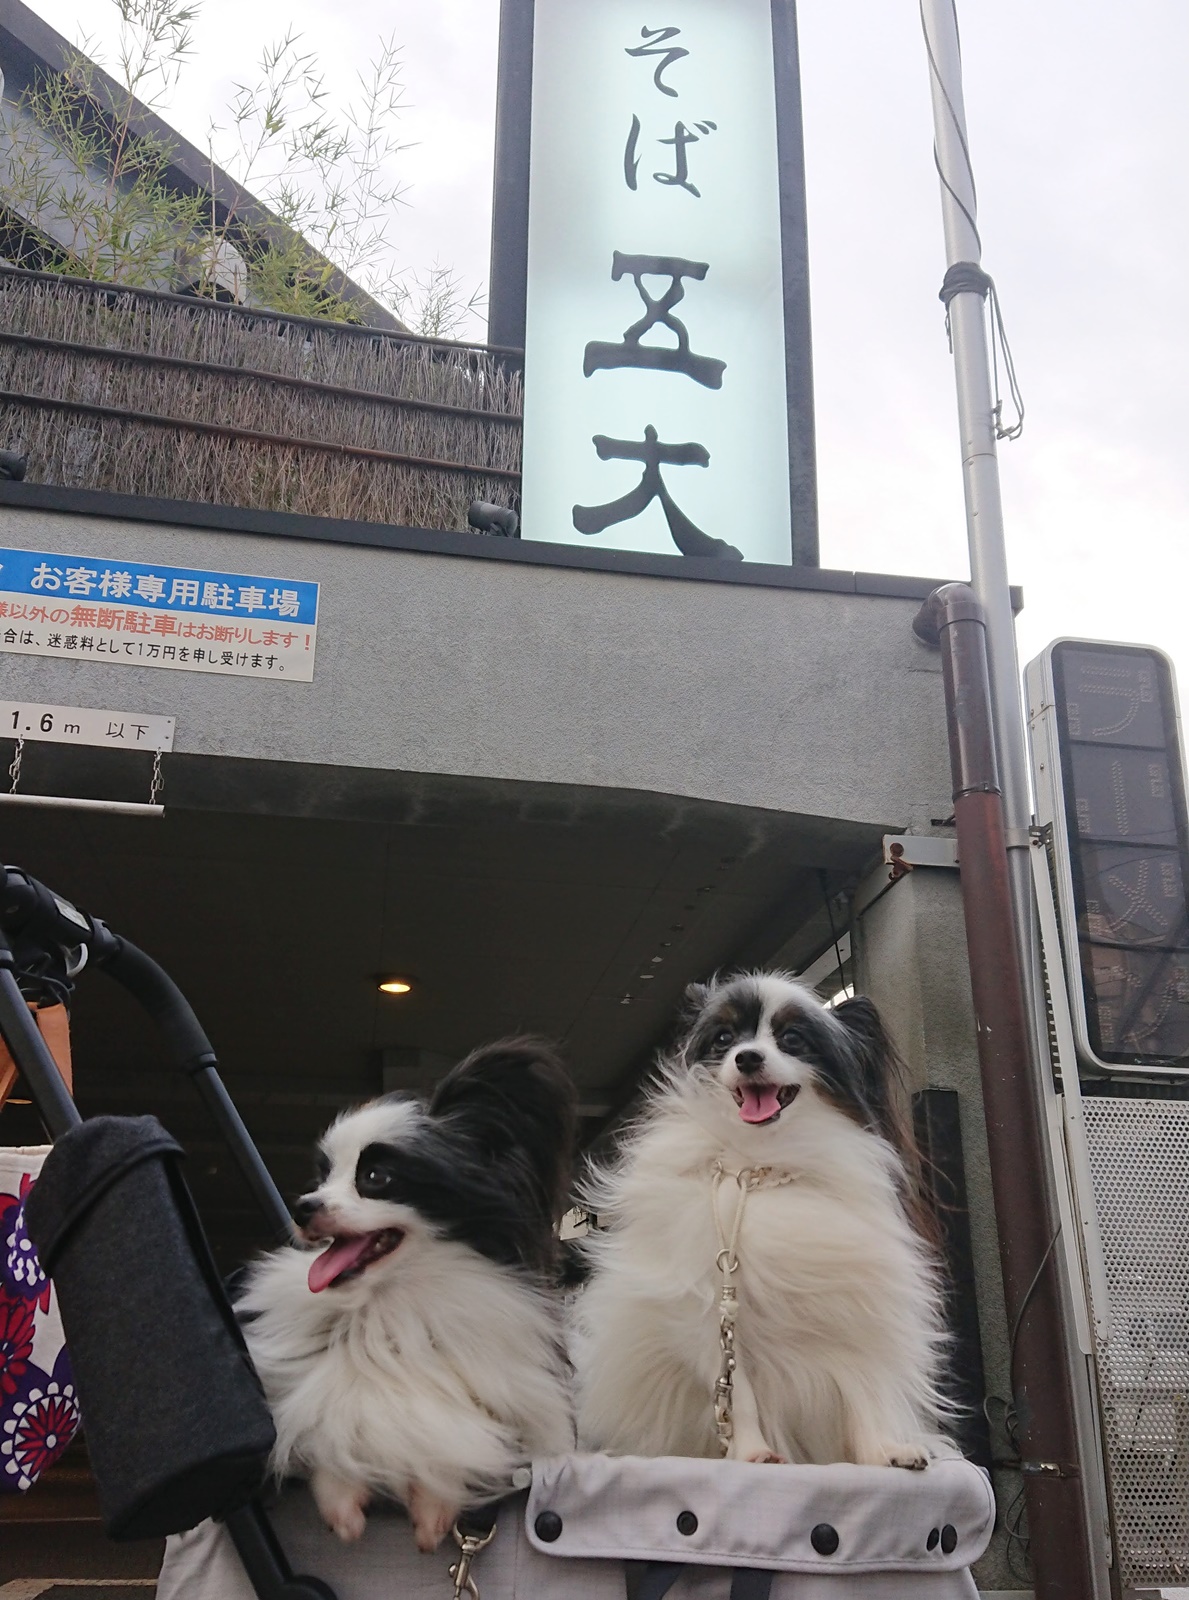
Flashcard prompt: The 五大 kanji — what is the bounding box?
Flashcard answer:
[572,426,741,560]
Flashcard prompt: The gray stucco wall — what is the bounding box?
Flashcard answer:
[0,503,952,830]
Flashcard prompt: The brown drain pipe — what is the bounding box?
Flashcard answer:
[913,583,1094,1600]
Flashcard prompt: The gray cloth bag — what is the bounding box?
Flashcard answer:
[23,1115,275,1539]
[156,1454,995,1600]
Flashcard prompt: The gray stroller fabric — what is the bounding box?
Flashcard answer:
[156,1455,994,1600]
[24,1115,276,1540]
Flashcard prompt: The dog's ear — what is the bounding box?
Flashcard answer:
[832,996,937,1244]
[683,981,711,1013]
[832,996,909,1151]
[429,1037,577,1222]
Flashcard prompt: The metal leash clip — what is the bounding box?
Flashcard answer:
[448,1519,497,1600]
[714,1278,739,1453]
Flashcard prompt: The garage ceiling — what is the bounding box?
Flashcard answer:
[0,743,883,1266]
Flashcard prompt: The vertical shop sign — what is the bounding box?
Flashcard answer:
[491,0,816,566]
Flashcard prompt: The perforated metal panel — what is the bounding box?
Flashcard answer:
[1082,1097,1189,1585]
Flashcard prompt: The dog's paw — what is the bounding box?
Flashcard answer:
[407,1481,459,1554]
[885,1445,930,1471]
[728,1430,786,1465]
[329,1502,369,1540]
[311,1471,369,1541]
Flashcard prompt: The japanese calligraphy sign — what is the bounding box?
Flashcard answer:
[0,547,318,680]
[495,0,816,566]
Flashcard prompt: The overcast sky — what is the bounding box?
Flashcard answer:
[24,0,1189,693]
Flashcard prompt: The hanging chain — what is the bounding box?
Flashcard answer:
[714,1270,739,1454]
[448,1520,497,1600]
[710,1162,796,1456]
[4,737,167,806]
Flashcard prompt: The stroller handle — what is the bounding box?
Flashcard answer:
[0,863,294,1246]
[1,864,335,1600]
[99,937,296,1248]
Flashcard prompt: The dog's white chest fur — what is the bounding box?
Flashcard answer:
[240,1233,573,1513]
[572,1092,951,1467]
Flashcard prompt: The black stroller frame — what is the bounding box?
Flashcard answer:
[0,861,337,1600]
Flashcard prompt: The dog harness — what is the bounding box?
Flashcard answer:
[710,1163,796,1455]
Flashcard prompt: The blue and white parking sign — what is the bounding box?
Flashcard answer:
[0,547,319,680]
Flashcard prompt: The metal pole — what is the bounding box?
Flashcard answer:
[0,795,164,815]
[919,0,1063,1190]
[918,0,1060,1200]
[917,12,1114,1595]
[918,2,1034,901]
[915,587,1096,1600]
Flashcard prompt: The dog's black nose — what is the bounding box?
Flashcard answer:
[734,1049,765,1075]
[291,1196,321,1228]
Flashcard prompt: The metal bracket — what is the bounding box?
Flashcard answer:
[882,834,959,879]
[1021,1459,1082,1479]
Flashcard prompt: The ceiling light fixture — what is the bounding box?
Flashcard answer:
[377,977,413,995]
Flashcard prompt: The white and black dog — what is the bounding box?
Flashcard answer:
[572,973,953,1469]
[236,1039,576,1551]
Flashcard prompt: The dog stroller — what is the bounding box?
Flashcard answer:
[2,861,995,1600]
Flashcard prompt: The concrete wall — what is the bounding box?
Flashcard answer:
[0,502,953,832]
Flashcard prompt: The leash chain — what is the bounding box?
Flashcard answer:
[448,1519,497,1600]
[710,1163,795,1456]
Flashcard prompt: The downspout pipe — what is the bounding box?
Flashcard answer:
[913,583,1094,1600]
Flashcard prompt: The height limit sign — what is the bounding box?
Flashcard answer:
[1,701,175,752]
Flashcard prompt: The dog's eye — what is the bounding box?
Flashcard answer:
[713,1028,734,1047]
[357,1164,392,1195]
[778,1030,803,1054]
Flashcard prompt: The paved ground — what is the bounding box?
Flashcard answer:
[0,1585,156,1598]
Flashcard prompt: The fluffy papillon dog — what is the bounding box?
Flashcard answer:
[572,973,952,1470]
[236,1039,577,1552]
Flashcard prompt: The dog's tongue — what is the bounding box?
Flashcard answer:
[739,1085,782,1124]
[308,1235,375,1293]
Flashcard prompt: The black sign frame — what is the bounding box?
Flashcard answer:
[487,0,819,567]
[1040,639,1189,1073]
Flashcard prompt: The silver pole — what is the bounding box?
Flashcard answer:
[919,0,1031,855]
[919,8,1111,1594]
[0,795,164,815]
[920,0,1047,1078]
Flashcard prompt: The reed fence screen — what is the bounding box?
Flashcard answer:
[0,268,523,532]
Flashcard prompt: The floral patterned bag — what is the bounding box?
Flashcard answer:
[0,1145,80,1493]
